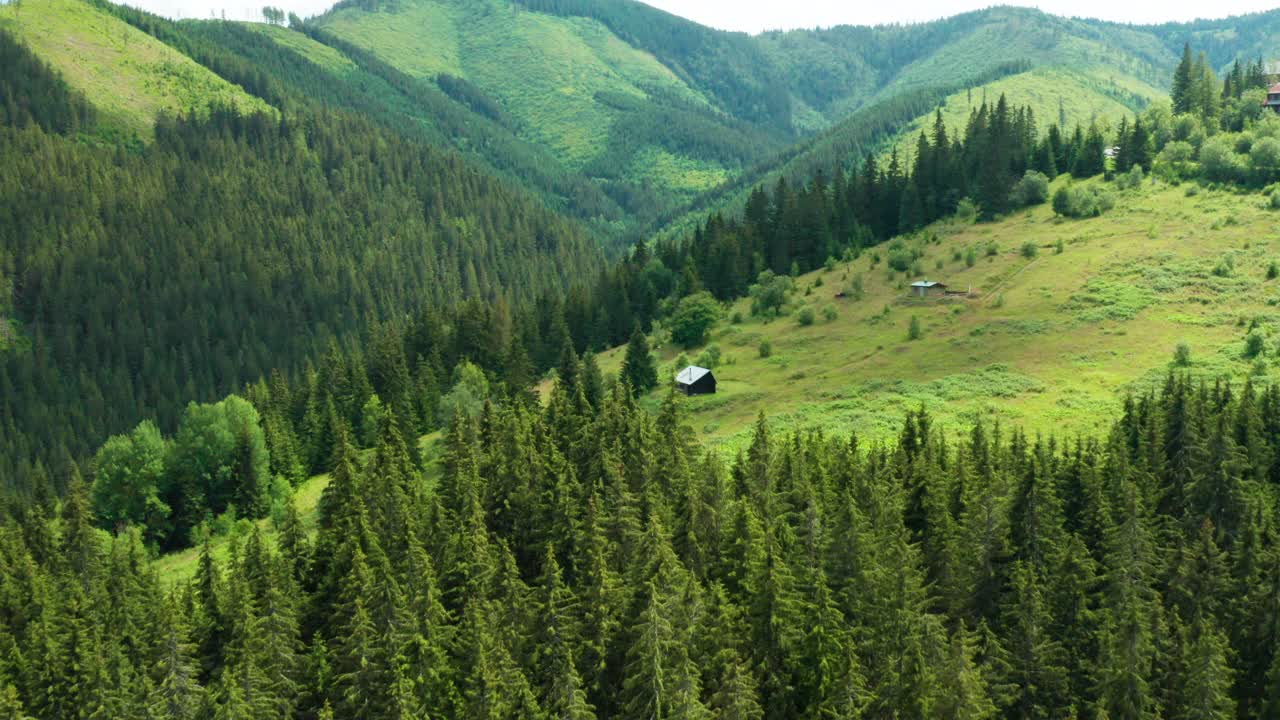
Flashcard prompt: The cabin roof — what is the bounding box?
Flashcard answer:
[676,365,712,385]
[911,280,946,288]
[1269,82,1280,94]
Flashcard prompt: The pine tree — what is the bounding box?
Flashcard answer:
[622,327,659,398]
[936,627,997,720]
[1178,616,1235,720]
[534,547,596,720]
[147,595,205,720]
[1173,43,1194,114]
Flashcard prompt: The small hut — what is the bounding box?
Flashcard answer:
[910,280,947,298]
[675,365,716,396]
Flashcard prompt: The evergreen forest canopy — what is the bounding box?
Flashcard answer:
[9,362,1280,719]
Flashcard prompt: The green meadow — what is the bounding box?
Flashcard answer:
[590,178,1280,453]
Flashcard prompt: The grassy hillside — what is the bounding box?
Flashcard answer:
[0,0,272,138]
[319,0,714,168]
[585,178,1280,454]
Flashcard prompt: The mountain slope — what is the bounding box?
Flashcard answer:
[584,178,1280,451]
[0,0,272,138]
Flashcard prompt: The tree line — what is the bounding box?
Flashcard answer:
[9,360,1280,718]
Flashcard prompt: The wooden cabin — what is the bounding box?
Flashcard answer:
[910,280,947,298]
[675,365,716,396]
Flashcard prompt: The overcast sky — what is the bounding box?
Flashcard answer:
[128,0,1280,30]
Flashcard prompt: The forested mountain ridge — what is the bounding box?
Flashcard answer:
[0,17,604,488]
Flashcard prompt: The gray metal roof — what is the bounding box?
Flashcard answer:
[675,365,712,385]
[911,280,945,288]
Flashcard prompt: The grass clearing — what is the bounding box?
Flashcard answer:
[570,178,1280,455]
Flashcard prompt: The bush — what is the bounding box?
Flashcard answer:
[1200,135,1247,183]
[1246,332,1266,358]
[796,307,816,326]
[847,274,865,300]
[822,304,838,322]
[1009,170,1050,207]
[1155,141,1196,180]
[908,315,922,341]
[1052,184,1115,218]
[965,248,977,267]
[1021,242,1039,259]
[1269,189,1280,210]
[1252,137,1280,183]
[758,340,772,358]
[1114,164,1144,190]
[1270,261,1279,280]
[1054,238,1065,254]
[955,197,979,223]
[1174,343,1192,367]
[695,344,722,369]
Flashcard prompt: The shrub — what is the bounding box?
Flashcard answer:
[1201,135,1247,183]
[1270,189,1280,210]
[1252,137,1280,183]
[955,197,979,223]
[1253,357,1270,376]
[1270,261,1279,280]
[1021,242,1039,259]
[1009,170,1050,206]
[731,310,743,324]
[758,340,772,358]
[822,304,838,322]
[965,248,977,267]
[985,242,999,257]
[796,307,816,326]
[908,315,922,341]
[695,344,722,369]
[1246,332,1266,358]
[847,274,865,300]
[1055,238,1065,254]
[1155,140,1196,180]
[1114,164,1144,190]
[1212,255,1235,278]
[1174,342,1192,367]
[1052,184,1115,218]
[824,256,838,271]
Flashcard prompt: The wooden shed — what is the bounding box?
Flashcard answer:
[675,365,716,396]
[910,280,947,298]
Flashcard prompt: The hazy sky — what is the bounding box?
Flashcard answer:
[127,0,1280,29]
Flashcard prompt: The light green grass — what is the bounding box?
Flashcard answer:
[0,0,274,138]
[246,22,357,74]
[317,0,709,168]
[579,178,1280,454]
